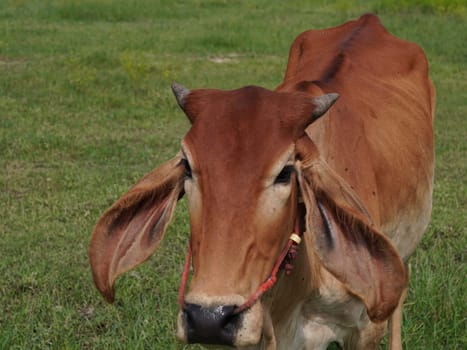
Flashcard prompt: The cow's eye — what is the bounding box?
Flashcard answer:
[181,158,192,178]
[274,165,294,185]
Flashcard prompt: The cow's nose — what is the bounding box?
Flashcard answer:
[182,303,241,345]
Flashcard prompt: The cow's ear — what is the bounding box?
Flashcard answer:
[89,153,185,303]
[296,137,407,322]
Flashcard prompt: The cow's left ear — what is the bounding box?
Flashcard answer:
[89,153,185,303]
[296,137,408,322]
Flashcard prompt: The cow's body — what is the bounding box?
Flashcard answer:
[278,14,435,258]
[89,14,434,350]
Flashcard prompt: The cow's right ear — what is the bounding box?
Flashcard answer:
[89,153,185,303]
[295,136,407,322]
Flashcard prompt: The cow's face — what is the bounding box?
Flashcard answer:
[174,85,332,346]
[178,87,299,346]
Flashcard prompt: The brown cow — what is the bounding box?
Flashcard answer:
[89,14,435,349]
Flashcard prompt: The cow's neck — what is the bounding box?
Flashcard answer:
[267,235,321,330]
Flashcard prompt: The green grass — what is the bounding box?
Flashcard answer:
[0,0,465,349]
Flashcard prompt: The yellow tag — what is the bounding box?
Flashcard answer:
[289,233,301,245]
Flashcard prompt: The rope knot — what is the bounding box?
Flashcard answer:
[281,240,300,275]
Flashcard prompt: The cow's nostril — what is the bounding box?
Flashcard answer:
[183,303,241,345]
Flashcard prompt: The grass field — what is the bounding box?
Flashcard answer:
[0,1,465,349]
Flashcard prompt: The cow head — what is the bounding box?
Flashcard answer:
[89,84,406,348]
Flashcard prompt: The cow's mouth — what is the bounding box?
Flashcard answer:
[177,295,265,348]
[182,303,240,346]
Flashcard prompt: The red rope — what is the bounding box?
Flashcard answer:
[232,239,294,314]
[177,218,302,313]
[178,243,192,309]
[232,218,301,314]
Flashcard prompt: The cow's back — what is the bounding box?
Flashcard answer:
[277,14,435,259]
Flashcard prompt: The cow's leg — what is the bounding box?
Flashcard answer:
[343,321,387,350]
[262,311,277,350]
[388,264,410,350]
[301,320,340,350]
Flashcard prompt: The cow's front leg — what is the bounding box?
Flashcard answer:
[343,321,387,350]
[302,320,345,350]
[388,266,410,350]
[260,311,277,350]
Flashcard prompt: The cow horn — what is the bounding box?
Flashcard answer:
[171,83,190,110]
[311,93,340,120]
